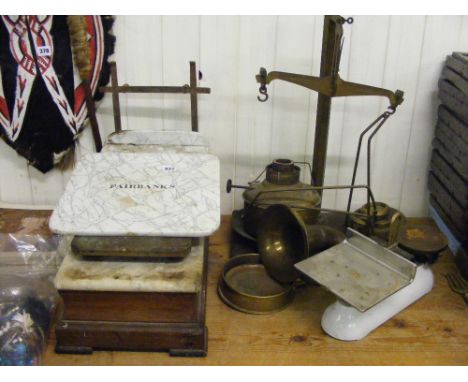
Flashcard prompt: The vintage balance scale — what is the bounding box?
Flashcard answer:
[49,62,219,356]
[221,16,447,340]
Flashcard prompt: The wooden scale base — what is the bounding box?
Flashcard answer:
[54,239,209,357]
[50,61,216,357]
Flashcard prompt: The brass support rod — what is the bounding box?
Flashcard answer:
[247,183,378,230]
[312,15,343,194]
[253,203,373,220]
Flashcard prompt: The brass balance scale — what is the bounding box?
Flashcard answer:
[219,16,447,339]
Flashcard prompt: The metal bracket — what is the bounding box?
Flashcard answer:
[100,61,211,133]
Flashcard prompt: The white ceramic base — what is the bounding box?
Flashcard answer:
[321,265,434,341]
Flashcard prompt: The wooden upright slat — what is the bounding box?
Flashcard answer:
[190,61,199,132]
[110,62,122,133]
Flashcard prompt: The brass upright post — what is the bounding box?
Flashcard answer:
[311,16,344,196]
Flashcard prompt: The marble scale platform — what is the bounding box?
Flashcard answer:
[51,130,220,357]
[49,151,220,237]
[106,130,210,149]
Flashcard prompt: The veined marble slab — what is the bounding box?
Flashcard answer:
[102,143,208,154]
[54,236,204,293]
[49,152,220,236]
[106,130,209,148]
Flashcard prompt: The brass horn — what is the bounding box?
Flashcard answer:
[257,204,345,284]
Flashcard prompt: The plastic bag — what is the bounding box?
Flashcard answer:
[0,234,61,366]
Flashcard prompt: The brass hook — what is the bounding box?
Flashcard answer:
[257,85,269,102]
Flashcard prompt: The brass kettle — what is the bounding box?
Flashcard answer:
[227,159,321,238]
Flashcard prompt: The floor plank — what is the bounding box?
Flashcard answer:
[1,209,466,365]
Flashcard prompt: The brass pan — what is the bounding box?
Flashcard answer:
[217,253,295,314]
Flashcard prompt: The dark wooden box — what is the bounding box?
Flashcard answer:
[54,238,209,357]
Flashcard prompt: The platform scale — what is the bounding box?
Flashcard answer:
[49,62,220,356]
[294,228,438,341]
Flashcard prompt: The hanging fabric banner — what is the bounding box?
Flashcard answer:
[0,15,114,173]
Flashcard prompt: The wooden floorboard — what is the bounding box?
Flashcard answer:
[1,209,467,365]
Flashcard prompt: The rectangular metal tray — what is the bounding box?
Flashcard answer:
[71,236,192,259]
[295,228,417,312]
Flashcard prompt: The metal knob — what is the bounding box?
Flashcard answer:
[226,179,250,193]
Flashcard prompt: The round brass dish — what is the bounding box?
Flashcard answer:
[397,221,448,263]
[257,204,346,284]
[217,253,295,314]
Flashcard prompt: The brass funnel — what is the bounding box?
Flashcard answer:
[257,204,345,284]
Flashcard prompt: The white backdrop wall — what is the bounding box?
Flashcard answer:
[1,15,467,216]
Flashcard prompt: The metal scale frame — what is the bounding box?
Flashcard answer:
[54,61,213,357]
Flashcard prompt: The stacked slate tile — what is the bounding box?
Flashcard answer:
[429,52,468,247]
